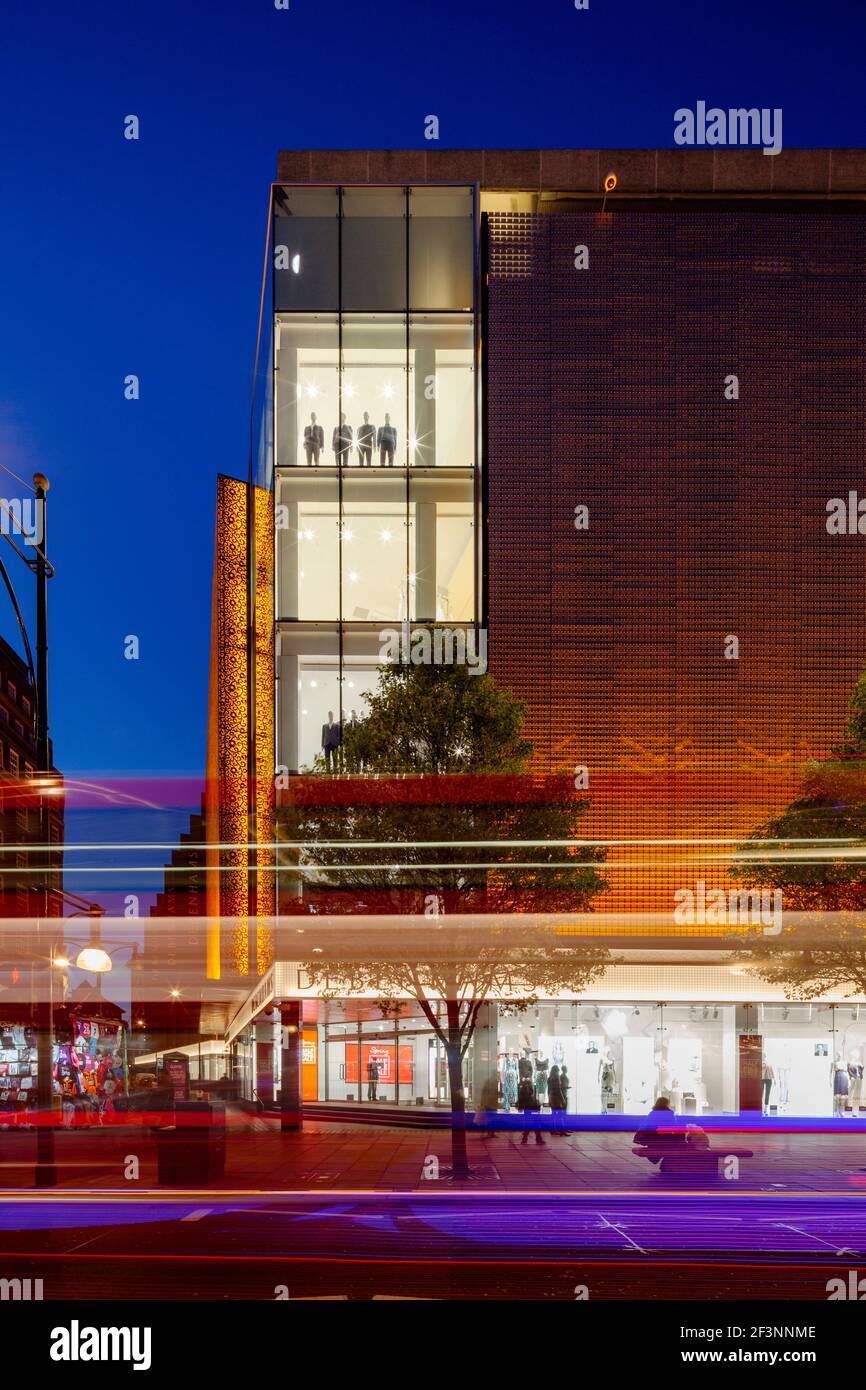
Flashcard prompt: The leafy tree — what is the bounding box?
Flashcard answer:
[300,925,609,1177]
[729,662,866,996]
[283,635,610,1174]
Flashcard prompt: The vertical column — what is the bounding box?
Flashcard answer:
[472,1002,498,1115]
[414,346,436,467]
[414,500,437,621]
[278,1000,303,1132]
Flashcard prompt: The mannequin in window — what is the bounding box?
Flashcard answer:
[321,710,341,770]
[599,1049,617,1114]
[517,1051,534,1081]
[333,413,353,465]
[377,413,397,466]
[357,413,375,467]
[534,1055,549,1105]
[303,412,324,466]
[761,1060,775,1116]
[366,1057,379,1101]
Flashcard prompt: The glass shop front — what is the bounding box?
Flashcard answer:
[233,999,866,1119]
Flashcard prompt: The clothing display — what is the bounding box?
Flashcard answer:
[599,1055,617,1114]
[357,418,375,467]
[0,1022,37,1127]
[367,1059,379,1101]
[534,1058,549,1104]
[377,419,397,465]
[321,716,342,769]
[333,419,353,462]
[303,418,324,465]
[517,1055,534,1081]
[834,1067,849,1096]
[502,1057,519,1110]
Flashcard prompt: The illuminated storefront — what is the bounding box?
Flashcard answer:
[225,962,866,1119]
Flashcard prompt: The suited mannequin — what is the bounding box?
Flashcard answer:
[321,710,341,770]
[333,413,353,464]
[303,412,324,466]
[377,413,397,466]
[357,412,375,467]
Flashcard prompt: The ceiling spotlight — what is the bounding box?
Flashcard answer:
[348,570,359,583]
[343,383,355,398]
[380,528,392,543]
[342,526,353,542]
[306,383,319,398]
[382,383,394,398]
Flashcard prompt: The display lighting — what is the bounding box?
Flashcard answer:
[603,1009,627,1036]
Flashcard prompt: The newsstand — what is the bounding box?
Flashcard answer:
[156,1100,226,1184]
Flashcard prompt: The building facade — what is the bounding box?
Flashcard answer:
[205,149,866,1122]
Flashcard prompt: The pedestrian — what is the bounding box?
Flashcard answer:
[518,1075,545,1146]
[547,1063,567,1134]
[560,1064,571,1114]
[366,1057,379,1102]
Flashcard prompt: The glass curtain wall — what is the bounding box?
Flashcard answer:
[273,184,478,773]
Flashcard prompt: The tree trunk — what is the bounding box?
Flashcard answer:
[445,999,470,1178]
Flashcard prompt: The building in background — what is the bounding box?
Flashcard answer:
[0,632,63,918]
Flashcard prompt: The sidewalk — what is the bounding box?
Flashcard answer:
[2,1112,866,1192]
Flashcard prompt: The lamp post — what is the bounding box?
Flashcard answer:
[32,473,55,1186]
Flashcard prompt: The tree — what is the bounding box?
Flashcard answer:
[299,923,609,1177]
[729,662,866,997]
[283,635,610,1174]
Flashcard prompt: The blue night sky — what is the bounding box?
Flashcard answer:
[0,0,863,784]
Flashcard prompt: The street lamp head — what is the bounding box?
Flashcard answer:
[75,946,112,973]
[32,473,49,493]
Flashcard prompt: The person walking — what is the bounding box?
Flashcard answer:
[518,1075,545,1146]
[547,1063,567,1134]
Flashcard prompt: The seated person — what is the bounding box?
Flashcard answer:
[633,1096,688,1165]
